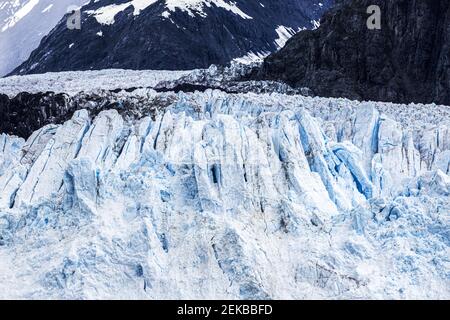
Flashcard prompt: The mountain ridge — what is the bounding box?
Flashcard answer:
[10,0,333,75]
[250,0,450,105]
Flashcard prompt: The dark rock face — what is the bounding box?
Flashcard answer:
[0,92,73,138]
[10,0,332,75]
[252,0,450,105]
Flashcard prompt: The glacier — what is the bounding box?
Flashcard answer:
[0,0,87,76]
[0,84,449,299]
[0,69,192,97]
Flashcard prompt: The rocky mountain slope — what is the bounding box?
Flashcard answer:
[251,0,450,105]
[0,0,86,76]
[9,0,333,75]
[0,70,449,299]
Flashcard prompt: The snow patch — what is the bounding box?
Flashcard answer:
[0,69,192,96]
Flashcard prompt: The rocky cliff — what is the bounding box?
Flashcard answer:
[9,0,332,75]
[252,0,450,105]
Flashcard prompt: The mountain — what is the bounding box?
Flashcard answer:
[251,0,450,105]
[0,65,300,138]
[9,0,333,75]
[0,0,86,76]
[0,70,449,298]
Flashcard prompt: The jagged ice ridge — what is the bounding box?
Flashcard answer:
[0,86,449,299]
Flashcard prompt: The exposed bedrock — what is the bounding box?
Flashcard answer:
[251,0,450,105]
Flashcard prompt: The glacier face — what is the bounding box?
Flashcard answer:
[0,0,87,76]
[0,88,449,299]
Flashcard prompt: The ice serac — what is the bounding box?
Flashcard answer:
[0,88,448,299]
[252,0,450,105]
[14,110,90,206]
